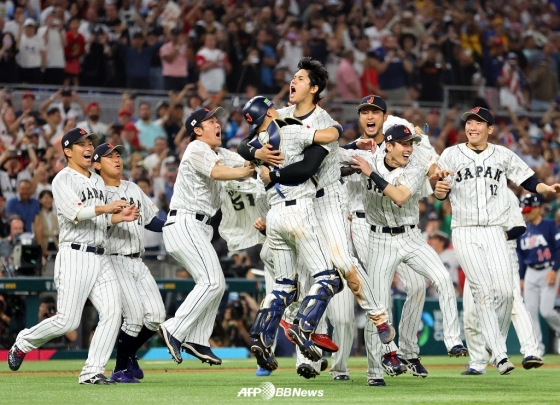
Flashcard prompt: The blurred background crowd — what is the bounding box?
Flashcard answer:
[1,0,560,353]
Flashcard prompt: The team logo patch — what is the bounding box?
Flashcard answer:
[404,127,410,133]
[204,108,210,112]
[471,107,480,113]
[246,113,253,123]
[79,128,87,135]
[107,143,113,148]
[367,96,375,103]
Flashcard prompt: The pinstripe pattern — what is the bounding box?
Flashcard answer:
[161,215,225,345]
[219,178,265,251]
[453,226,513,365]
[109,255,166,335]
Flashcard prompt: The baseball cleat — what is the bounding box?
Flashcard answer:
[522,355,544,370]
[159,324,182,364]
[367,378,386,386]
[256,366,272,377]
[280,320,338,352]
[127,357,144,380]
[181,342,222,365]
[448,344,468,357]
[497,359,515,375]
[376,322,396,344]
[334,374,349,381]
[461,367,484,375]
[400,357,428,378]
[320,357,328,372]
[381,352,407,376]
[250,340,278,371]
[110,369,140,383]
[279,319,296,345]
[287,324,322,362]
[297,364,319,379]
[79,374,117,385]
[7,345,26,371]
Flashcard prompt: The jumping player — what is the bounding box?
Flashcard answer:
[159,107,254,366]
[432,107,560,375]
[8,128,139,385]
[92,142,167,383]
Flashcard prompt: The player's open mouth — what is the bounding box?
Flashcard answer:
[290,86,296,96]
[215,130,221,138]
[366,122,376,130]
[84,154,92,160]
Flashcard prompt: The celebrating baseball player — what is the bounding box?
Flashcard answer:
[350,124,467,386]
[462,189,543,375]
[432,106,560,375]
[159,107,254,366]
[92,142,167,383]
[517,193,560,357]
[8,128,139,385]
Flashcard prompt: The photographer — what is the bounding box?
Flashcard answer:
[0,293,14,348]
[222,298,252,349]
[38,296,78,349]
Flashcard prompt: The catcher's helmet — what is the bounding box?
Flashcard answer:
[242,96,274,130]
[520,193,543,213]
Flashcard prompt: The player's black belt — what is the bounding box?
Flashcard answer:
[315,189,325,198]
[111,253,141,259]
[285,200,297,206]
[168,210,211,224]
[355,212,366,219]
[371,225,415,235]
[71,243,105,255]
[530,262,551,270]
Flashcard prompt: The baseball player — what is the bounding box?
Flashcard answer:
[462,189,543,375]
[350,124,467,387]
[432,106,560,375]
[517,193,560,357]
[344,96,436,380]
[92,142,167,383]
[239,58,393,380]
[159,107,254,366]
[8,127,139,385]
[239,95,347,372]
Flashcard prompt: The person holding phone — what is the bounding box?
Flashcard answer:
[0,33,18,83]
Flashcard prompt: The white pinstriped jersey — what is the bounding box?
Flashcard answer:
[277,105,339,189]
[257,124,318,206]
[219,177,265,251]
[346,172,364,214]
[169,140,246,217]
[438,143,534,229]
[105,181,159,255]
[52,168,108,247]
[507,188,525,249]
[362,151,425,227]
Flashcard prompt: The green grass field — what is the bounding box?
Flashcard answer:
[1,355,559,404]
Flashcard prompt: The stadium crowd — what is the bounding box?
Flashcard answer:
[1,0,560,351]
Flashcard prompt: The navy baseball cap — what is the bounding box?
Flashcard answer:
[61,127,98,149]
[92,143,126,163]
[185,107,224,136]
[520,193,543,213]
[461,107,494,126]
[242,96,274,130]
[385,124,421,143]
[357,95,387,112]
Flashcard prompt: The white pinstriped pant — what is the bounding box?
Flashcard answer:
[464,246,540,372]
[161,212,226,345]
[351,215,426,360]
[364,226,462,379]
[109,255,166,335]
[15,246,122,383]
[453,226,513,365]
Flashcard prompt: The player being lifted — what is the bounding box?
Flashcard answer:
[8,128,139,385]
[92,142,167,383]
[432,107,560,374]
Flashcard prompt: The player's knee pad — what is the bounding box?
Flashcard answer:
[250,277,298,347]
[295,269,342,332]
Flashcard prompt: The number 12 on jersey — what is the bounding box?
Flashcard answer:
[490,184,497,196]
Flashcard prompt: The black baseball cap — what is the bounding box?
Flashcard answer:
[185,107,224,136]
[357,95,387,112]
[520,193,543,213]
[92,143,126,163]
[61,127,98,149]
[461,107,494,126]
[384,124,421,143]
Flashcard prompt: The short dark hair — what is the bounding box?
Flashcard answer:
[297,57,328,104]
[136,177,151,187]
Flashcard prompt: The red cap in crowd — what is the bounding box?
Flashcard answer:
[123,122,139,133]
[118,109,132,117]
[87,102,100,111]
[22,91,35,100]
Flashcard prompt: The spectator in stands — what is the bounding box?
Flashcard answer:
[529,53,559,111]
[16,18,44,84]
[483,37,507,88]
[0,216,24,261]
[142,136,168,176]
[191,5,224,49]
[6,179,39,232]
[254,28,277,94]
[146,27,164,91]
[38,11,66,85]
[33,189,58,258]
[40,87,86,126]
[120,31,163,90]
[121,122,144,156]
[42,106,62,143]
[1,106,24,149]
[0,293,15,348]
[277,24,304,75]
[196,32,229,94]
[0,32,18,83]
[153,155,177,215]
[161,102,184,149]
[160,26,188,91]
[79,25,110,87]
[76,102,109,138]
[427,231,461,297]
[63,16,84,86]
[31,158,52,198]
[135,101,165,151]
[77,7,99,43]
[117,108,133,129]
[224,19,252,93]
[417,43,446,102]
[335,49,361,101]
[0,149,35,200]
[136,177,164,257]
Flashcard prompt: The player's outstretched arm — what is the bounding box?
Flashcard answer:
[111,204,140,224]
[265,146,328,186]
[210,163,255,181]
[74,199,131,222]
[238,135,284,167]
[312,124,342,145]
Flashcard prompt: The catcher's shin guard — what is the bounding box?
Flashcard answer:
[250,277,299,347]
[295,269,343,333]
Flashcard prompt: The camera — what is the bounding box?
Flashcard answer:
[47,305,56,316]
[228,300,244,321]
